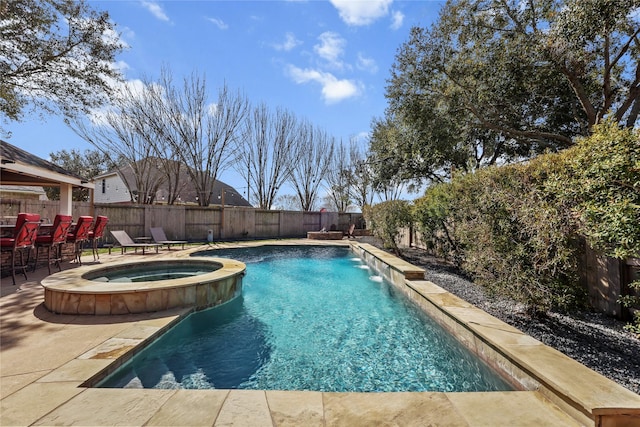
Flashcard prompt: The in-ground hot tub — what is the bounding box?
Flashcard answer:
[41,257,245,315]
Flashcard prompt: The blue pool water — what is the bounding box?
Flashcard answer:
[98,245,512,392]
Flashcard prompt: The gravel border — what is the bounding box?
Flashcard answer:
[395,246,640,395]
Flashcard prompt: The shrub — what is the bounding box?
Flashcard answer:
[412,183,458,261]
[411,119,637,318]
[554,120,640,332]
[554,120,640,259]
[363,200,412,255]
[450,162,583,314]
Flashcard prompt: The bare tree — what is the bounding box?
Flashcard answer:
[376,178,406,202]
[347,139,375,210]
[324,141,353,213]
[157,72,249,206]
[124,71,190,205]
[288,121,335,211]
[273,194,300,211]
[67,82,162,204]
[236,103,299,210]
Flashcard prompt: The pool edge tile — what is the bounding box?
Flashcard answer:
[322,392,468,427]
[266,390,324,427]
[145,389,229,426]
[214,390,273,427]
[446,391,582,426]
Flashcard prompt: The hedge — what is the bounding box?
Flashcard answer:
[412,120,639,316]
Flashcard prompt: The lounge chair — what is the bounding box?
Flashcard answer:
[150,227,187,250]
[110,230,161,255]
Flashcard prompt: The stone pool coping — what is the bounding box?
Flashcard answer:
[353,243,640,427]
[40,257,245,315]
[1,239,638,426]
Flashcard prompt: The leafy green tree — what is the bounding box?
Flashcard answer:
[0,0,125,125]
[369,114,456,186]
[376,0,639,183]
[46,148,116,201]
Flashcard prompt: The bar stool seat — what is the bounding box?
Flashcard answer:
[66,216,93,265]
[0,213,40,285]
[33,214,73,274]
[88,215,109,261]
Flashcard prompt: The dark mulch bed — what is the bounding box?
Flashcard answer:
[396,246,640,395]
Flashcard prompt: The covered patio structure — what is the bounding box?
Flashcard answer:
[0,140,95,217]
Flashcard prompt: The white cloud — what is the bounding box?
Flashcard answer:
[140,1,170,22]
[88,78,148,126]
[314,31,346,69]
[206,17,228,30]
[390,10,404,30]
[102,27,129,50]
[353,131,370,144]
[329,0,393,26]
[117,26,136,47]
[113,61,131,73]
[273,32,302,51]
[356,53,378,74]
[286,65,361,104]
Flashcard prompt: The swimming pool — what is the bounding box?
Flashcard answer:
[98,245,512,392]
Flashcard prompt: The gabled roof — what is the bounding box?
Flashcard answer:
[0,140,94,188]
[96,157,251,207]
[0,185,46,195]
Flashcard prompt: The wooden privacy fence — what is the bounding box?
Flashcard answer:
[96,204,362,243]
[1,199,363,243]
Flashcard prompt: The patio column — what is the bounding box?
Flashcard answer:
[59,183,73,215]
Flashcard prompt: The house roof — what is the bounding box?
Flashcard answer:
[0,185,46,195]
[0,140,95,189]
[96,157,251,207]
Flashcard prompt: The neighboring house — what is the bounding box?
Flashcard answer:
[92,159,251,207]
[0,185,48,201]
[0,185,48,223]
[92,169,131,204]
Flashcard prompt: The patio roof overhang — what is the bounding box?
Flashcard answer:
[0,163,94,188]
[0,140,94,190]
[1,140,94,217]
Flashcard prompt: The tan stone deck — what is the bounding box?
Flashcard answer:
[1,240,638,426]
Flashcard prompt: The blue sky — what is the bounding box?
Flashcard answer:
[7,0,444,191]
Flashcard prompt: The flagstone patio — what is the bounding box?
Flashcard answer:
[1,240,638,426]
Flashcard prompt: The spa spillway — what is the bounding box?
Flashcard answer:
[41,257,245,315]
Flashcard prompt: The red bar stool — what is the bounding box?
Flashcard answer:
[66,216,93,265]
[33,214,73,274]
[0,213,40,285]
[88,215,109,261]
